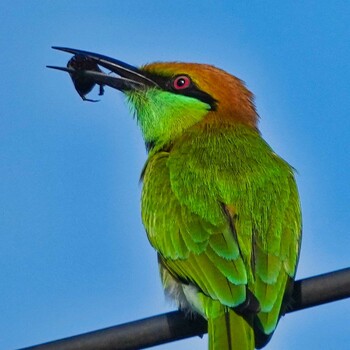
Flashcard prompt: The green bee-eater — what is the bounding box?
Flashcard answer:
[49,48,302,350]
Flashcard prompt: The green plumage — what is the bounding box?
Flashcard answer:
[141,122,301,347]
[125,63,302,349]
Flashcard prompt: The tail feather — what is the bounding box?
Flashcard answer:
[208,308,255,350]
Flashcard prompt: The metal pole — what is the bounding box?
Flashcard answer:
[20,267,350,350]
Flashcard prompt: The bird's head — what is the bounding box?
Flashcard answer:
[49,48,257,151]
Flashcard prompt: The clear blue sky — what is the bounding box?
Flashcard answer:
[1,1,349,349]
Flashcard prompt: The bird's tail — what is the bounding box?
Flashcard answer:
[208,308,255,350]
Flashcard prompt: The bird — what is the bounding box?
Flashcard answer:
[48,47,302,350]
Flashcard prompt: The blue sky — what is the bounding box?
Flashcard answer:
[1,1,349,349]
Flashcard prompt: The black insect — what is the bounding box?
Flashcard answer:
[67,55,105,102]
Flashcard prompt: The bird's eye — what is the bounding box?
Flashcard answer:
[172,75,191,90]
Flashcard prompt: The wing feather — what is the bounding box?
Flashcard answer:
[141,124,301,337]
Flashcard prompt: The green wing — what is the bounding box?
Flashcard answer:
[141,123,301,338]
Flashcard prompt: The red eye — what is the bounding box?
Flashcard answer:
[173,75,191,90]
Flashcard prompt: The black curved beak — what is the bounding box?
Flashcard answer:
[47,46,157,101]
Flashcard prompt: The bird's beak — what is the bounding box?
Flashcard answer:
[47,47,157,99]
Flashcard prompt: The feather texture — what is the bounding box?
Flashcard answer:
[141,121,301,348]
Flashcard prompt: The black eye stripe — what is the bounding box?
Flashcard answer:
[143,72,217,110]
